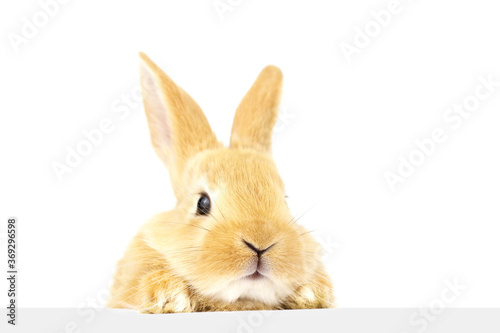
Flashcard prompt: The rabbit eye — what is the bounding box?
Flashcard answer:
[196,193,211,216]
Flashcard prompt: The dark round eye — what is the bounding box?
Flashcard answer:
[196,193,211,216]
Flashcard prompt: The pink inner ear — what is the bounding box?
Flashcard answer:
[140,63,173,167]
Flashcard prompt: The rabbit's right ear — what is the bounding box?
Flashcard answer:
[139,53,219,195]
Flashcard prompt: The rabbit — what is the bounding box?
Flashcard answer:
[106,52,334,313]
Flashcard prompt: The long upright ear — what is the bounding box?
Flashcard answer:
[230,65,283,154]
[139,52,219,194]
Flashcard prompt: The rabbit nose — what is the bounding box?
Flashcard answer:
[242,240,275,256]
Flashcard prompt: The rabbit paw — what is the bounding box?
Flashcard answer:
[284,268,334,309]
[137,270,195,314]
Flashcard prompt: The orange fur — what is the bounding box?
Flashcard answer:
[107,53,334,313]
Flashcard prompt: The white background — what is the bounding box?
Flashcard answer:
[1,0,499,309]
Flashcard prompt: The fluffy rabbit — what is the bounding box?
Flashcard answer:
[107,53,334,313]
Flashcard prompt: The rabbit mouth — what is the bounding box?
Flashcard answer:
[242,257,271,280]
[244,271,265,280]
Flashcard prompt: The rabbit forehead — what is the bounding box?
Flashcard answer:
[185,148,285,194]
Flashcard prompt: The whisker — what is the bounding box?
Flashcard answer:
[298,229,316,237]
[288,199,324,225]
[208,212,219,223]
[163,221,210,232]
[215,201,227,222]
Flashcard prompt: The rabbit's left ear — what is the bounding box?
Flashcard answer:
[230,65,283,154]
[139,52,219,194]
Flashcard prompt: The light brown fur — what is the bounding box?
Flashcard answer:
[107,53,334,313]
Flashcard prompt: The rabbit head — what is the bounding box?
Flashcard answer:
[139,53,324,306]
